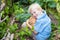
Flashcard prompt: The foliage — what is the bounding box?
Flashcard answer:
[0,0,60,40]
[15,26,32,40]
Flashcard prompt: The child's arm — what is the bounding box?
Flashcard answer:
[26,19,38,35]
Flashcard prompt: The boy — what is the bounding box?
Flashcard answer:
[26,3,51,40]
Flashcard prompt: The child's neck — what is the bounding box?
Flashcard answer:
[36,11,43,19]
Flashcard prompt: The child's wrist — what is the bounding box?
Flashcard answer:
[31,26,34,31]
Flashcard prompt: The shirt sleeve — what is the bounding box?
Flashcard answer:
[34,17,51,39]
[34,15,51,32]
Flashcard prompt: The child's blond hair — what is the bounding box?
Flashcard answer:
[28,3,42,13]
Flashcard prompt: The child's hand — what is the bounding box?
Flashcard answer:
[26,19,32,30]
[21,22,26,28]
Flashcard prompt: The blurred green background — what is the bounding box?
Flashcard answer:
[0,0,60,40]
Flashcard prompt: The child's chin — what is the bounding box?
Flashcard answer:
[34,16,37,18]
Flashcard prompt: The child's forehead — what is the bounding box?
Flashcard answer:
[31,7,37,11]
[30,6,39,11]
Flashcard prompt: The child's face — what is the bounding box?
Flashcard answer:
[30,7,42,18]
[30,9,38,18]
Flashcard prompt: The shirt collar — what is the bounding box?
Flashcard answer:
[37,10,47,20]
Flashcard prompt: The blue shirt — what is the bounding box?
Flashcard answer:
[34,10,51,40]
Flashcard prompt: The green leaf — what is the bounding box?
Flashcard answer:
[9,24,18,33]
[56,3,60,13]
[48,2,56,8]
